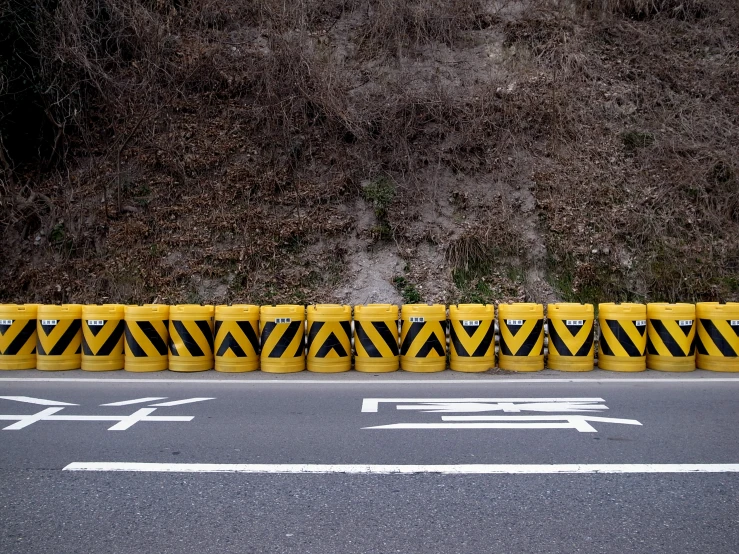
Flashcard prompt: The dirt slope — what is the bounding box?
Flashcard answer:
[1,0,737,305]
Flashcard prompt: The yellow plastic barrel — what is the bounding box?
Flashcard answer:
[546,303,595,372]
[169,305,214,372]
[400,304,447,372]
[598,303,647,372]
[449,304,495,372]
[214,305,260,372]
[82,304,125,371]
[498,303,544,372]
[695,302,739,372]
[354,304,399,373]
[646,303,696,372]
[124,305,170,372]
[306,304,352,373]
[260,305,305,373]
[0,304,39,370]
[37,304,83,371]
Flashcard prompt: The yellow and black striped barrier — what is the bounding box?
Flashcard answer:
[399,304,446,372]
[354,304,399,373]
[449,304,495,373]
[498,303,544,372]
[124,305,170,372]
[214,305,260,372]
[0,304,39,370]
[306,304,352,373]
[695,302,739,372]
[260,305,305,373]
[546,303,594,372]
[37,304,82,371]
[81,304,125,371]
[646,303,695,372]
[598,303,647,372]
[169,305,214,372]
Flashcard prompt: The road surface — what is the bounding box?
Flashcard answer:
[1,371,738,553]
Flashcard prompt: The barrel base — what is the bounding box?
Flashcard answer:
[82,357,123,371]
[307,360,351,373]
[547,357,594,372]
[81,364,123,371]
[450,358,494,373]
[598,356,646,372]
[169,362,213,372]
[37,358,80,371]
[499,355,544,372]
[125,359,168,372]
[354,359,399,373]
[647,356,695,372]
[696,355,739,372]
[400,356,446,373]
[215,360,259,373]
[261,362,305,373]
[0,357,36,370]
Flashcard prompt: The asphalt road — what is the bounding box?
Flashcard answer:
[1,371,738,553]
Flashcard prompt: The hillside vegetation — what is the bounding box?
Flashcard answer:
[1,0,737,305]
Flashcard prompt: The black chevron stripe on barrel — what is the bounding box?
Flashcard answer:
[1,320,36,356]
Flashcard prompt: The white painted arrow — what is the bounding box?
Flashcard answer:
[0,396,78,406]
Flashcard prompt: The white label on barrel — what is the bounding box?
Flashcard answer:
[506,319,524,326]
[40,320,58,325]
[731,320,739,326]
[635,320,646,326]
[275,318,291,324]
[0,319,13,325]
[565,320,585,326]
[87,320,105,326]
[462,320,481,326]
[409,317,425,323]
[678,320,693,326]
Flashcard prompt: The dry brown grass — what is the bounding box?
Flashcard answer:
[1,0,737,303]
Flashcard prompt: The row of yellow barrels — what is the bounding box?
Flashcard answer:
[0,302,737,372]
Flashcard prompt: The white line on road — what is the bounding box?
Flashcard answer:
[2,378,739,385]
[149,398,215,407]
[63,462,739,474]
[101,398,168,406]
[0,396,78,406]
[1,407,64,430]
[362,398,605,412]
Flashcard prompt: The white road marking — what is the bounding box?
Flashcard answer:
[365,415,642,432]
[63,462,739,474]
[149,398,215,407]
[1,408,65,430]
[1,377,739,384]
[362,398,605,412]
[0,408,193,430]
[396,401,608,413]
[0,396,78,406]
[0,375,739,387]
[101,397,168,406]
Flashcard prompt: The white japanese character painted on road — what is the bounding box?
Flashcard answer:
[362,398,642,433]
[0,396,214,431]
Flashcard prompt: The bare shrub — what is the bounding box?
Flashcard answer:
[357,0,490,56]
[579,0,710,19]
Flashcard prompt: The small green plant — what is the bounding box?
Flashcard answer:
[50,222,65,244]
[362,176,395,241]
[621,130,654,151]
[393,275,422,303]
